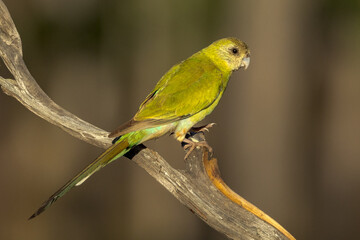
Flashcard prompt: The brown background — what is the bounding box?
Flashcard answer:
[1,0,359,239]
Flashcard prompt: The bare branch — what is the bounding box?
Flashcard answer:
[0,1,294,239]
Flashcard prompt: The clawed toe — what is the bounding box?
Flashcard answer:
[190,123,216,133]
[182,138,213,159]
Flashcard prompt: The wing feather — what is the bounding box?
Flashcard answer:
[109,54,225,138]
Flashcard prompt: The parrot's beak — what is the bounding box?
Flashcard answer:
[240,55,250,70]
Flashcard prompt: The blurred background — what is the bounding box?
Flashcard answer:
[1,0,359,239]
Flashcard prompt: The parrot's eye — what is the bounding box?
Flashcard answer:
[231,47,239,55]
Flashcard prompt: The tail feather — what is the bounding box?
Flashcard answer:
[29,137,130,219]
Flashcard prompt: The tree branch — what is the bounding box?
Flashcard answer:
[0,1,294,239]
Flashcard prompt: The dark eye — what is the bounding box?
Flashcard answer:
[231,48,239,54]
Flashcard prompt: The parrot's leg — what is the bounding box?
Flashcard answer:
[182,138,213,159]
[190,123,216,133]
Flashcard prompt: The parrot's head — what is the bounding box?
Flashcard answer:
[204,37,250,72]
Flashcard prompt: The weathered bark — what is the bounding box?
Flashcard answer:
[0,1,294,239]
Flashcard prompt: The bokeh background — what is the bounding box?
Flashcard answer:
[1,0,360,239]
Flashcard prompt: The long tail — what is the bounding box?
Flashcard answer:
[29,136,131,219]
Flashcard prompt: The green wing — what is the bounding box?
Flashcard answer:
[136,59,223,119]
[109,54,226,138]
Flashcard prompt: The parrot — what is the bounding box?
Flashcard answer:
[29,37,250,219]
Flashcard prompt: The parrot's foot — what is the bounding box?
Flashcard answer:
[190,123,216,133]
[182,138,213,159]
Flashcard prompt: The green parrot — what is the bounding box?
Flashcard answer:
[29,37,250,219]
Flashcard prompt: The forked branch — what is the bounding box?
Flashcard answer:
[0,1,294,239]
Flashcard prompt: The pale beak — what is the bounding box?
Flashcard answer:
[240,56,250,70]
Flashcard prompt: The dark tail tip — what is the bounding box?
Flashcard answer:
[28,207,44,220]
[28,213,36,220]
[28,198,55,220]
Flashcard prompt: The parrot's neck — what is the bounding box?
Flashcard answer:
[201,48,233,73]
